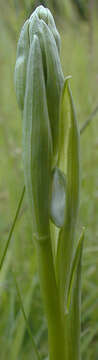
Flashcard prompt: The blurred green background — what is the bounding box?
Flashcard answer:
[0,1,98,359]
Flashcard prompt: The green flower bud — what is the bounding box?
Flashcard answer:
[23,34,52,238]
[14,20,29,110]
[29,9,64,164]
[29,5,61,53]
[14,5,61,113]
[14,5,65,239]
[41,21,64,165]
[15,6,64,161]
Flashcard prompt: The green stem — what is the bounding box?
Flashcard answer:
[36,236,66,360]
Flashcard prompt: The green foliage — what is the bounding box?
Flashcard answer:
[71,0,88,21]
[0,1,98,360]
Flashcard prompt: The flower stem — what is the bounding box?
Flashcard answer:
[36,236,66,360]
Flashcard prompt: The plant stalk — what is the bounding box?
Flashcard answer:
[36,235,66,360]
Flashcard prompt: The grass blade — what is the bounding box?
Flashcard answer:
[80,104,98,134]
[0,186,25,270]
[13,270,41,360]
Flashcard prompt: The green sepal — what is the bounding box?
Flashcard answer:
[29,18,64,166]
[23,34,52,239]
[41,21,64,165]
[29,5,61,53]
[14,20,29,110]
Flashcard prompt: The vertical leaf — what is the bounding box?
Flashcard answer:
[66,83,80,227]
[56,80,80,313]
[64,230,84,360]
[58,76,72,173]
[65,228,84,314]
